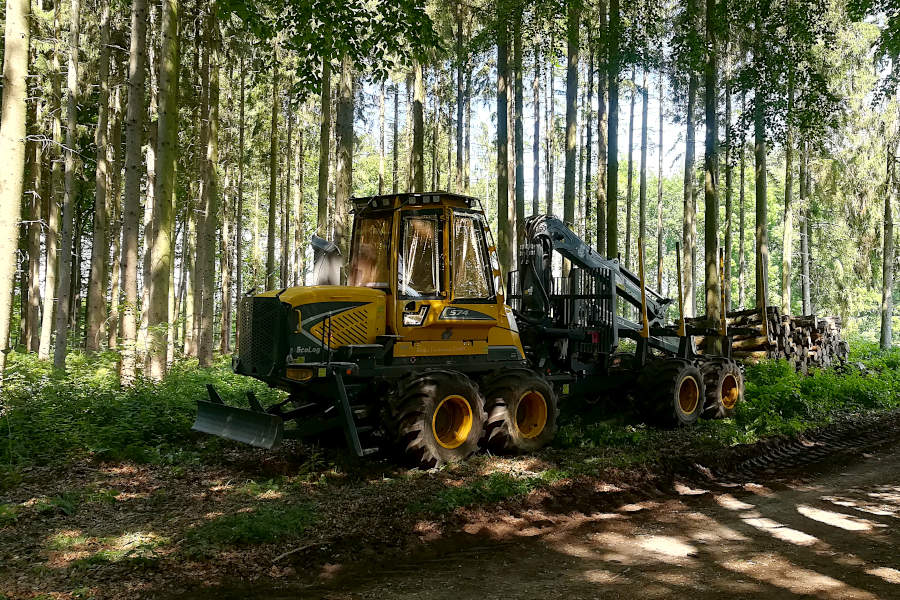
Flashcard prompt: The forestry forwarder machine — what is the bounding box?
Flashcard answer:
[193,192,745,468]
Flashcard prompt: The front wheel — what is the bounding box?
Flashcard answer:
[638,359,704,427]
[481,369,559,454]
[394,370,486,468]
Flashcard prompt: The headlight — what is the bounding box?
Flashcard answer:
[402,304,429,326]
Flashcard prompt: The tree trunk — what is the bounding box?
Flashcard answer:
[546,34,555,214]
[86,0,112,351]
[754,80,768,309]
[456,2,465,191]
[704,0,720,337]
[606,0,620,259]
[683,4,698,317]
[108,85,124,349]
[723,39,733,311]
[514,12,525,247]
[585,40,593,247]
[266,54,279,289]
[882,129,896,349]
[465,60,472,192]
[147,0,179,380]
[24,90,42,352]
[235,54,244,309]
[293,127,304,285]
[334,54,354,263]
[392,84,399,194]
[317,58,331,235]
[782,74,794,315]
[657,67,664,291]
[564,0,580,252]
[53,0,81,370]
[638,67,649,276]
[0,0,30,377]
[532,46,541,215]
[378,81,385,194]
[800,139,811,315]
[597,0,608,252]
[497,14,511,274]
[431,76,438,190]
[281,91,293,288]
[738,92,747,308]
[625,67,636,270]
[118,0,146,381]
[411,61,425,192]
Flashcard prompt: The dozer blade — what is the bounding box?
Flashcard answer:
[192,387,284,449]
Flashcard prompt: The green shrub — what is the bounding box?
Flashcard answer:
[414,470,564,515]
[184,503,315,550]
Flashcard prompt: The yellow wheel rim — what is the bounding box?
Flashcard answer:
[721,374,739,410]
[515,391,548,439]
[678,376,700,415]
[432,395,474,449]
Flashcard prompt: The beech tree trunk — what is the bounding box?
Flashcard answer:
[108,85,124,349]
[704,0,721,336]
[564,0,580,248]
[638,68,649,273]
[738,92,747,308]
[0,0,30,378]
[596,0,608,252]
[117,0,146,381]
[546,34,555,214]
[235,54,244,311]
[514,11,525,247]
[53,0,81,370]
[533,46,541,215]
[800,139,811,315]
[411,61,425,192]
[754,79,769,309]
[882,129,896,349]
[392,84,399,194]
[585,41,593,247]
[782,75,795,315]
[316,58,331,235]
[657,69,664,290]
[266,54,279,289]
[24,93,42,352]
[334,54,354,262]
[147,0,179,380]
[497,13,511,274]
[379,81,385,194]
[682,0,698,317]
[606,0,620,259]
[456,2,465,192]
[625,67,636,270]
[86,0,112,351]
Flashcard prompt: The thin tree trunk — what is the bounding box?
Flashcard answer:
[456,2,465,191]
[606,0,620,259]
[293,126,304,285]
[497,13,511,273]
[411,62,425,192]
[704,0,720,332]
[723,40,733,311]
[147,0,179,379]
[532,45,541,216]
[281,88,293,288]
[882,127,896,349]
[585,41,593,247]
[800,139,811,315]
[0,0,30,377]
[597,0,608,252]
[86,0,112,351]
[317,58,331,235]
[118,0,146,380]
[334,54,354,262]
[378,81,385,194]
[547,34,555,214]
[431,75,438,190]
[392,84,399,194]
[514,10,525,246]
[564,0,580,247]
[738,94,746,308]
[657,70,664,291]
[236,54,244,306]
[625,67,636,270]
[465,63,472,192]
[639,68,649,273]
[266,53,279,289]
[108,85,124,349]
[53,0,81,369]
[683,1,698,317]
[24,93,42,352]
[754,79,768,309]
[782,74,794,315]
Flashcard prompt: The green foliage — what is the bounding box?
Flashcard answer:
[0,503,18,528]
[35,492,81,516]
[0,351,283,468]
[413,470,566,515]
[184,503,315,551]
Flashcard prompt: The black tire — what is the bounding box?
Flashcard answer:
[393,370,486,468]
[481,369,559,454]
[638,359,704,427]
[700,359,744,419]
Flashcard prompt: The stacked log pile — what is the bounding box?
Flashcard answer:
[689,307,849,371]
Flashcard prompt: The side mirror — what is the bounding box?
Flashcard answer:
[311,235,342,286]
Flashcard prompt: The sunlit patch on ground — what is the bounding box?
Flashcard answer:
[797,504,883,531]
[866,566,900,584]
[722,553,877,599]
[739,513,821,546]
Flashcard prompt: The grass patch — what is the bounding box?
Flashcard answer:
[47,532,90,551]
[0,503,18,527]
[69,532,169,569]
[413,470,566,515]
[35,492,81,516]
[0,351,283,468]
[184,503,316,552]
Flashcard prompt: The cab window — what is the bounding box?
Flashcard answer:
[452,213,492,300]
[399,215,442,299]
[348,215,391,289]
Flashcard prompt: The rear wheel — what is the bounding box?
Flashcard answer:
[482,370,559,454]
[700,359,743,419]
[639,359,704,427]
[394,370,486,468]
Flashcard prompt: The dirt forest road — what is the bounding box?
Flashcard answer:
[258,444,900,600]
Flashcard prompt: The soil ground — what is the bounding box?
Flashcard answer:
[191,442,900,599]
